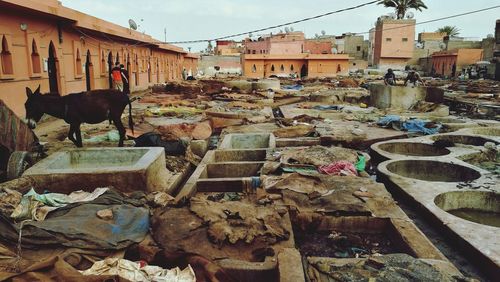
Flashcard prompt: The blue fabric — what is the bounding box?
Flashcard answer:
[313,105,343,111]
[377,115,401,126]
[282,84,304,90]
[402,119,442,135]
[377,115,441,135]
[251,176,261,189]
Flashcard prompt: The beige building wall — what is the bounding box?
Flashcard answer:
[0,0,193,117]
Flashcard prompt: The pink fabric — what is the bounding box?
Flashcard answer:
[318,161,357,176]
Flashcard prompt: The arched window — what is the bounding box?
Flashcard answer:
[1,36,13,75]
[75,48,82,75]
[280,64,284,72]
[271,64,275,72]
[290,65,294,71]
[31,39,41,74]
[252,64,257,73]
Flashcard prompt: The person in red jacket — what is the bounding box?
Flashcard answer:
[111,62,124,91]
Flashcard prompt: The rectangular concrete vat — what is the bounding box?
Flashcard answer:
[213,149,267,162]
[294,215,446,261]
[220,133,276,149]
[203,162,264,178]
[369,84,444,110]
[24,147,173,194]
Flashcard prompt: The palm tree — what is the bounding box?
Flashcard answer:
[437,26,460,37]
[377,0,428,19]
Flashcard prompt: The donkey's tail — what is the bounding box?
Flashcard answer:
[128,96,134,135]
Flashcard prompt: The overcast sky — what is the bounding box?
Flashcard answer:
[61,0,500,52]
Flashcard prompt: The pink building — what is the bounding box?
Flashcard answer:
[244,32,305,55]
[244,32,332,55]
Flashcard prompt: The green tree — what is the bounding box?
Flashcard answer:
[437,26,460,37]
[377,0,428,19]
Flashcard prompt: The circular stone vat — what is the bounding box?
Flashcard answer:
[431,135,497,146]
[434,191,500,227]
[378,142,450,157]
[472,127,500,137]
[433,118,467,124]
[386,160,481,182]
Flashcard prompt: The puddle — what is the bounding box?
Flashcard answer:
[292,216,414,259]
[459,152,499,174]
[377,142,450,157]
[48,149,149,169]
[386,160,481,182]
[431,135,496,146]
[295,230,397,258]
[447,209,500,228]
[434,191,500,228]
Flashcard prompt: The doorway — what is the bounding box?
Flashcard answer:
[147,59,151,83]
[85,50,94,91]
[300,64,308,78]
[48,41,59,94]
[107,52,113,88]
[156,59,160,83]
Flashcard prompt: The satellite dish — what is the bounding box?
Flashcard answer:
[290,27,294,32]
[285,27,290,33]
[406,12,414,19]
[321,30,326,36]
[315,33,319,38]
[128,19,138,30]
[388,13,397,19]
[439,42,447,50]
[279,29,283,33]
[415,42,424,49]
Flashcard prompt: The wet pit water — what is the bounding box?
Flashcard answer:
[447,208,500,228]
[294,230,399,258]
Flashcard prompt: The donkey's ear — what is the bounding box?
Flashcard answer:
[26,87,33,97]
[34,85,41,95]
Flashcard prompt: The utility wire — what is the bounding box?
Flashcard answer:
[163,0,379,44]
[354,4,500,35]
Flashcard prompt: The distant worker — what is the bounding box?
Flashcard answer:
[384,69,397,86]
[111,62,124,92]
[182,68,188,80]
[405,68,425,87]
[120,64,130,94]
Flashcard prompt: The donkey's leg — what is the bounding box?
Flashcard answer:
[114,118,126,147]
[68,124,78,146]
[75,123,83,147]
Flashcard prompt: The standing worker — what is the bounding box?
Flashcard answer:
[111,62,124,91]
[120,64,130,94]
[384,69,397,86]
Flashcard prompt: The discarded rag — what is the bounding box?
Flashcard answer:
[377,115,442,135]
[281,84,304,91]
[0,189,149,250]
[80,258,196,282]
[318,161,358,176]
[313,105,343,111]
[11,187,109,221]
